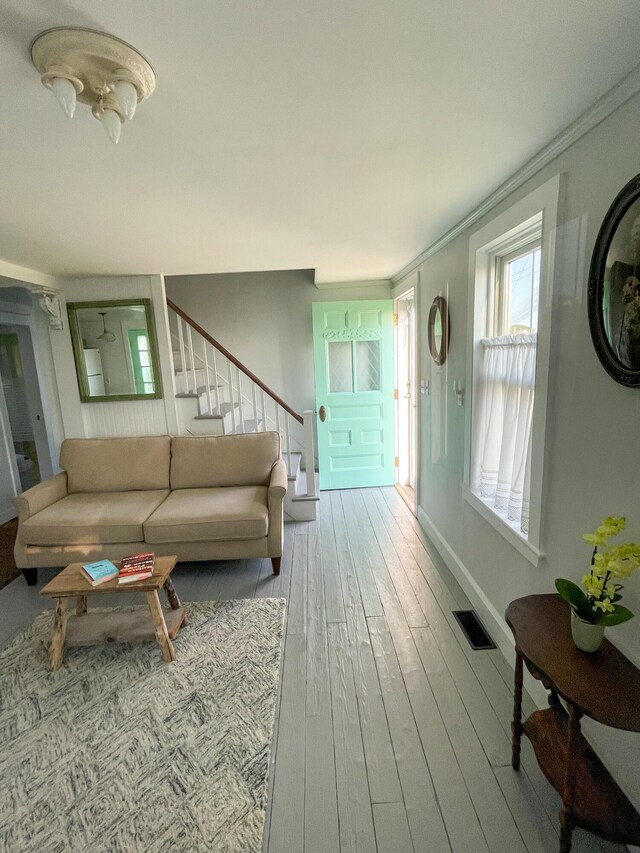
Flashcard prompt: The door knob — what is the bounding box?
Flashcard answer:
[318,405,327,422]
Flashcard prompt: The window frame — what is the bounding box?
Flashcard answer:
[464,174,562,567]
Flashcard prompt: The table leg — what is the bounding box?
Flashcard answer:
[147,590,175,663]
[164,576,186,625]
[512,649,524,770]
[50,598,69,671]
[76,595,87,616]
[163,577,181,609]
[559,702,582,853]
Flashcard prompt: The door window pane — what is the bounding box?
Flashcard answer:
[328,341,353,393]
[356,340,380,391]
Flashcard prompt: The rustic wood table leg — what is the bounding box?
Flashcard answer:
[147,590,175,663]
[163,576,185,625]
[559,702,583,853]
[512,649,524,770]
[76,595,87,616]
[163,577,181,609]
[50,597,69,671]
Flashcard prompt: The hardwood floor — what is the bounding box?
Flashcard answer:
[0,488,628,853]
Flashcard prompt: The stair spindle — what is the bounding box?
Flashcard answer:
[285,414,292,475]
[260,388,266,432]
[226,357,235,431]
[275,403,281,450]
[237,366,245,433]
[177,317,188,393]
[212,347,220,414]
[203,340,212,415]
[187,325,197,398]
[251,383,258,432]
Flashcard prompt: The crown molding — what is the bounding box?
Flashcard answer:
[314,278,391,290]
[392,61,640,284]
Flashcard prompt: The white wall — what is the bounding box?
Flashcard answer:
[165,270,391,415]
[412,92,640,808]
[52,275,178,438]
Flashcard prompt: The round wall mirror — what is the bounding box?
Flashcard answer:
[428,295,450,365]
[588,173,640,386]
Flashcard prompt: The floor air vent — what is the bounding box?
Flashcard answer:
[453,610,496,650]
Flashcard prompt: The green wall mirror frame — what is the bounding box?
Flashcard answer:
[67,299,163,402]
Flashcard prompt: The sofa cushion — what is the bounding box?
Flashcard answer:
[20,491,170,546]
[143,487,269,543]
[170,433,280,490]
[60,436,171,493]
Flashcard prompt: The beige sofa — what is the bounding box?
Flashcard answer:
[14,432,287,586]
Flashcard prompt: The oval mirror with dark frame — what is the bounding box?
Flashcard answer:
[428,295,450,365]
[67,299,163,402]
[588,172,640,387]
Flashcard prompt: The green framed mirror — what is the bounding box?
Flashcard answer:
[67,299,163,402]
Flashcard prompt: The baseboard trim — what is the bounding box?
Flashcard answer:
[416,506,514,658]
[417,505,553,708]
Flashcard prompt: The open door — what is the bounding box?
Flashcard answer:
[0,326,51,522]
[394,286,417,512]
[312,300,395,489]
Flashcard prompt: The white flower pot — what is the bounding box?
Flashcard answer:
[571,610,605,653]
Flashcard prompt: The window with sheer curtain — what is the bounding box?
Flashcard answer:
[471,243,541,535]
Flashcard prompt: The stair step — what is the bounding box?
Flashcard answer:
[175,383,224,399]
[194,402,237,420]
[282,451,302,481]
[292,469,320,501]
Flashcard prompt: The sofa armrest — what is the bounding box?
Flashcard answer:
[268,459,288,500]
[267,459,287,557]
[14,471,68,521]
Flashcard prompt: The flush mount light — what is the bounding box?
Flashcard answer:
[31,27,156,144]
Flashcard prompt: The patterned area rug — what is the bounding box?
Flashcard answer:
[0,598,285,853]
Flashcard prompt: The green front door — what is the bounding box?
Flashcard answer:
[312,300,395,489]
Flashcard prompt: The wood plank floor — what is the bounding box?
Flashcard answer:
[0,488,628,853]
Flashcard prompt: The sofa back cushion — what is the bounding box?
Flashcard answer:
[170,432,280,489]
[60,436,171,493]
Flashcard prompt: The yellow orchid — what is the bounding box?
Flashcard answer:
[558,516,639,625]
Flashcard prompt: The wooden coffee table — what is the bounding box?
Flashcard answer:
[40,555,185,670]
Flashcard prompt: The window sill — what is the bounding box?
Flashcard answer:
[462,484,545,568]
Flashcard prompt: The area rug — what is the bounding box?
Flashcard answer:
[0,598,286,853]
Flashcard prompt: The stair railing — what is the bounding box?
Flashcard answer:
[167,297,316,494]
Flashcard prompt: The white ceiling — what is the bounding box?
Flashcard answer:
[2,0,640,282]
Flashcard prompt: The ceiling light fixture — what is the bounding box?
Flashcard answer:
[31,27,156,144]
[97,312,116,343]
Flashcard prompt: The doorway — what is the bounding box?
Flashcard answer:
[0,325,50,521]
[394,286,417,513]
[312,300,395,490]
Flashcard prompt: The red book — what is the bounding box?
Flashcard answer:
[119,552,155,575]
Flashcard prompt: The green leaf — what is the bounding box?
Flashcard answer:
[595,605,635,627]
[555,579,589,611]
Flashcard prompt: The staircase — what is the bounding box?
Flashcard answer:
[166,298,319,521]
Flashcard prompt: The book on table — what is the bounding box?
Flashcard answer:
[81,559,119,586]
[118,552,155,584]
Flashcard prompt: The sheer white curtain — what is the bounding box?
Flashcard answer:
[471,334,536,534]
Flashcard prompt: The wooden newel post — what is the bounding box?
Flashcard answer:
[511,649,524,771]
